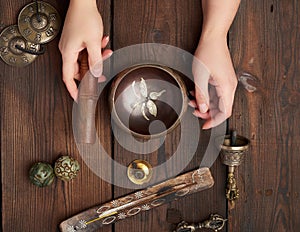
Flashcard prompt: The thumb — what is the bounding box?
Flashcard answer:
[87,43,103,77]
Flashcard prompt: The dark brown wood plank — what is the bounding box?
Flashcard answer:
[228,0,300,231]
[113,1,226,232]
[0,0,112,231]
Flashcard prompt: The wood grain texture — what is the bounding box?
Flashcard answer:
[228,0,300,231]
[1,0,279,231]
[112,1,226,232]
[0,0,112,231]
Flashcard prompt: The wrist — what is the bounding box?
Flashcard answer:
[200,28,227,42]
[69,0,97,8]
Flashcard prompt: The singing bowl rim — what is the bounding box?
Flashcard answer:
[109,64,188,139]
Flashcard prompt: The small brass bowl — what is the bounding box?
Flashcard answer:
[109,64,188,139]
[220,135,250,167]
[127,160,153,185]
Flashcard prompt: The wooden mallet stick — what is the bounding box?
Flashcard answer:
[73,50,99,144]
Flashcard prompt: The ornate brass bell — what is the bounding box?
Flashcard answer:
[0,25,40,67]
[127,160,153,185]
[219,132,250,207]
[18,1,61,44]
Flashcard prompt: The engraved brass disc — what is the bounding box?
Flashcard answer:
[127,160,153,185]
[18,1,61,44]
[0,25,40,67]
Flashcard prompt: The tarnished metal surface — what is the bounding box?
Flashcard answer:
[0,25,40,67]
[18,1,61,44]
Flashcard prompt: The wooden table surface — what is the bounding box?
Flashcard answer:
[1,0,299,232]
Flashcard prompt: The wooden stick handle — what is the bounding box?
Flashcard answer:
[73,50,99,144]
[80,50,89,78]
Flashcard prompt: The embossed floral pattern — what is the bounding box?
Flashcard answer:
[111,200,120,207]
[134,191,144,199]
[118,212,127,220]
[141,204,151,211]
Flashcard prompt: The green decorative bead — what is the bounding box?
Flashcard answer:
[29,162,55,187]
[54,155,80,181]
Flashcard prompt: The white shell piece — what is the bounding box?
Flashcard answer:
[132,81,141,99]
[151,198,166,207]
[102,216,116,225]
[127,207,141,216]
[149,90,166,100]
[175,188,190,197]
[134,191,144,199]
[139,78,148,97]
[141,102,150,120]
[96,205,111,214]
[141,204,151,211]
[146,100,157,117]
[118,212,127,220]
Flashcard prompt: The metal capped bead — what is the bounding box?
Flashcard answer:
[54,156,80,181]
[29,162,55,187]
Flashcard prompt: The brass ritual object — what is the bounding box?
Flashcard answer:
[75,63,197,143]
[109,64,188,139]
[127,160,153,185]
[59,167,214,232]
[0,25,40,67]
[219,131,250,207]
[18,1,61,44]
[174,214,227,232]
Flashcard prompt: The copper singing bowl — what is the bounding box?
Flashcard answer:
[109,64,188,138]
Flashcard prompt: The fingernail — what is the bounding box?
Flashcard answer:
[199,103,208,113]
[188,101,195,108]
[103,51,113,60]
[91,63,102,77]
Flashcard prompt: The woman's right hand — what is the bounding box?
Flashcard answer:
[59,0,112,100]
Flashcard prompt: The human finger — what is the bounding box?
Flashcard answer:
[73,73,81,81]
[188,100,197,108]
[102,49,113,61]
[87,42,103,77]
[193,109,211,120]
[64,78,78,101]
[195,84,209,113]
[98,75,106,83]
[202,109,227,129]
[101,36,110,48]
[62,52,79,100]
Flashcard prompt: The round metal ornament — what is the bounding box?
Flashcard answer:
[0,25,40,67]
[54,155,80,181]
[29,162,55,187]
[18,1,61,44]
[127,160,153,185]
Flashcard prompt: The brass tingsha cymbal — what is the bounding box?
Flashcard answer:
[18,1,61,44]
[0,25,40,67]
